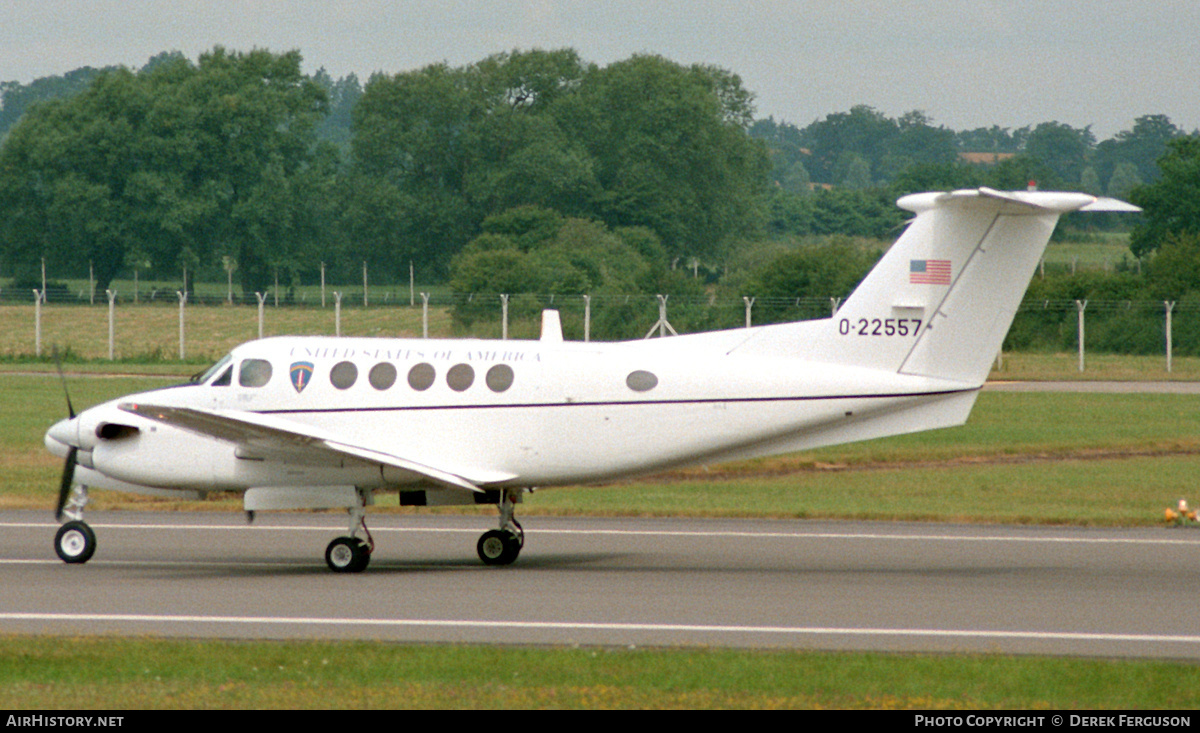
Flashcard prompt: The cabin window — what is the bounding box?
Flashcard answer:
[369,362,397,390]
[485,364,514,393]
[238,359,273,388]
[446,363,475,392]
[407,363,436,391]
[330,361,358,390]
[626,370,658,392]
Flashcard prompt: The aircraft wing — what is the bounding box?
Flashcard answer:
[118,402,502,493]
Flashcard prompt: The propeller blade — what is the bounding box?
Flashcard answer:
[54,447,77,521]
[52,347,75,419]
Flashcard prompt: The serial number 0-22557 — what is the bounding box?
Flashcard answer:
[838,318,922,337]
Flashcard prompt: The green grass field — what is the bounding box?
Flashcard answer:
[2,637,1197,710]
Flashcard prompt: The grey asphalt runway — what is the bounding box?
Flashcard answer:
[2,510,1199,658]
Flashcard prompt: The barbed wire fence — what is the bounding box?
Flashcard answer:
[9,283,1200,372]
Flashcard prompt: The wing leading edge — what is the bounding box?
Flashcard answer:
[118,402,510,493]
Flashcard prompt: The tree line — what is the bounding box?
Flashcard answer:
[2,46,1199,347]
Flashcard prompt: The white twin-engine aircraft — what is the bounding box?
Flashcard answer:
[44,188,1138,572]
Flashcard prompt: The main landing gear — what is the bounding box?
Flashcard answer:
[54,485,97,564]
[325,488,374,573]
[476,489,524,566]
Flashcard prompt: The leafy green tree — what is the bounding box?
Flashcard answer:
[878,110,958,179]
[1024,121,1095,186]
[1106,162,1142,200]
[1093,114,1183,185]
[980,155,1062,191]
[352,51,768,277]
[555,55,769,262]
[800,105,897,184]
[448,206,669,337]
[0,48,330,294]
[839,154,873,189]
[0,66,114,139]
[742,238,881,323]
[956,125,1024,153]
[890,161,982,196]
[1130,135,1200,257]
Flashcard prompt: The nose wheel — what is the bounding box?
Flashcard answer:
[55,520,97,564]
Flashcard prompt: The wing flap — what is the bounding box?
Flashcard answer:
[119,403,510,493]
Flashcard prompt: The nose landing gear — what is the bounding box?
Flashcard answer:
[54,485,96,564]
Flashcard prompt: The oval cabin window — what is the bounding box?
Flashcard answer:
[369,362,397,390]
[446,363,475,392]
[626,370,658,392]
[407,363,436,391]
[330,361,358,390]
[486,364,514,393]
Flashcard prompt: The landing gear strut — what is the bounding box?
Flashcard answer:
[54,485,96,564]
[325,487,374,573]
[477,489,525,566]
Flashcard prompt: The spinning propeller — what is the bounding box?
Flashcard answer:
[52,347,77,521]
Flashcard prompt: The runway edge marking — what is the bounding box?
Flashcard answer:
[2,612,1200,646]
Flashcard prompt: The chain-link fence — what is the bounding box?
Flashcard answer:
[9,284,1200,369]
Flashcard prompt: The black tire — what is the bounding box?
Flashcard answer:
[54,521,96,564]
[325,536,370,573]
[477,529,521,566]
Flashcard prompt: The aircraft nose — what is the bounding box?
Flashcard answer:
[45,417,78,452]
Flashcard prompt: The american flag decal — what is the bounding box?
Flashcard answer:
[910,259,951,285]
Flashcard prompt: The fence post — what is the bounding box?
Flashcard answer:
[644,294,678,338]
[177,291,188,360]
[363,262,369,308]
[256,292,268,339]
[334,292,342,337]
[1165,301,1176,373]
[33,289,42,358]
[501,294,509,340]
[1075,299,1088,372]
[421,293,430,338]
[743,297,755,328]
[583,294,591,342]
[320,262,326,308]
[106,290,117,360]
[830,297,841,315]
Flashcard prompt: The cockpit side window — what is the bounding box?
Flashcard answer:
[195,354,233,384]
[211,366,233,386]
[238,359,273,388]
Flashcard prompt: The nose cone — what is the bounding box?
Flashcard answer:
[45,417,78,457]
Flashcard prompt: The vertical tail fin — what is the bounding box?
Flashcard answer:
[735,188,1139,385]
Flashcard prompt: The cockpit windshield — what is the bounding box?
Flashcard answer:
[192,354,233,384]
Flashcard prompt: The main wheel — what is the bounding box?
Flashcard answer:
[477,529,521,566]
[54,521,96,564]
[325,536,370,573]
